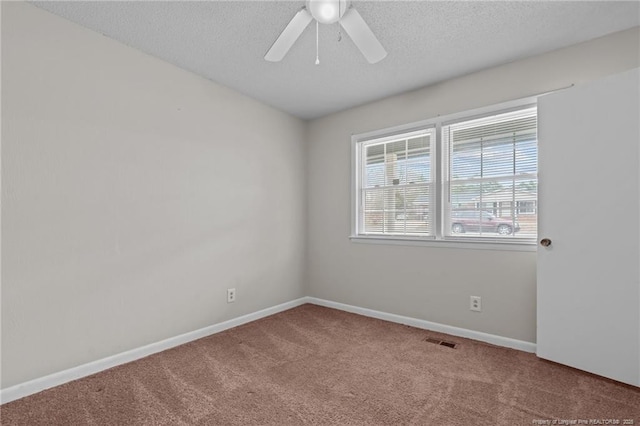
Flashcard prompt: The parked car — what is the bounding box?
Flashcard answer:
[450,210,520,235]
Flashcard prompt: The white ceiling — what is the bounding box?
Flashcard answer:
[32,1,639,120]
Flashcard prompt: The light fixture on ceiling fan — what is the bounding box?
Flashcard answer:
[264,0,387,64]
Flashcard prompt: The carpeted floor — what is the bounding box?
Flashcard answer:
[1,304,639,425]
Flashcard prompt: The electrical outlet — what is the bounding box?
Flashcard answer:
[470,296,481,312]
[227,288,236,303]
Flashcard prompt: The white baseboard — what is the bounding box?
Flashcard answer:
[0,297,308,404]
[2,295,535,404]
[305,297,537,353]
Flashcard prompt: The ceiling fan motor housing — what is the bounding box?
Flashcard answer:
[306,0,350,24]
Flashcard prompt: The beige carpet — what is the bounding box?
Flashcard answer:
[1,304,639,425]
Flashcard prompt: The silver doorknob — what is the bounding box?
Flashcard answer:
[540,238,552,247]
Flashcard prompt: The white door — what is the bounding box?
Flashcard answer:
[537,68,640,387]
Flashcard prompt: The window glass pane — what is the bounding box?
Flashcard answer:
[363,188,383,211]
[513,178,537,238]
[451,180,512,237]
[516,138,537,175]
[362,188,383,234]
[382,188,402,234]
[407,136,429,157]
[407,136,430,184]
[451,141,481,179]
[404,185,430,234]
[359,130,433,237]
[449,179,537,237]
[385,140,406,186]
[450,109,536,181]
[481,137,515,178]
[446,107,537,240]
[450,182,481,210]
[365,145,385,188]
[386,140,407,158]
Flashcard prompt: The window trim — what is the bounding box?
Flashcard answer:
[351,96,538,250]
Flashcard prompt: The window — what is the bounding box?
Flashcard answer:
[358,129,436,237]
[352,100,537,246]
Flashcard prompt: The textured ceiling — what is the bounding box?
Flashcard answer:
[32,1,639,120]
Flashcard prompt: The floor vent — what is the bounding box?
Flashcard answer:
[425,337,457,348]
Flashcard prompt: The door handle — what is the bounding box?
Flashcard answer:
[540,238,552,247]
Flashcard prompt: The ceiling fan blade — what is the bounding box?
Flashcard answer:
[265,8,313,62]
[339,7,387,64]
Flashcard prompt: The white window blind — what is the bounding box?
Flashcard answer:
[359,129,435,236]
[352,99,538,247]
[443,106,537,240]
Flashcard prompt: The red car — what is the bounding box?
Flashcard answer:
[450,211,520,235]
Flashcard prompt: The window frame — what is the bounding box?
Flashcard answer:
[356,127,437,239]
[350,97,538,251]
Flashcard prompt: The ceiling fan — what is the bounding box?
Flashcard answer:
[265,0,387,64]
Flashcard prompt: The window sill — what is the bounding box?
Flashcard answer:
[349,235,536,252]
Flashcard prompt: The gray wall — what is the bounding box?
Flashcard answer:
[1,2,306,388]
[305,27,640,343]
